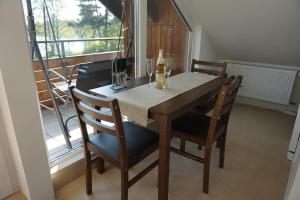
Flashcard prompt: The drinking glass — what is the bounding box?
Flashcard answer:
[146,58,154,86]
[165,57,172,86]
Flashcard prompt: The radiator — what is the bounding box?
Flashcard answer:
[227,63,297,105]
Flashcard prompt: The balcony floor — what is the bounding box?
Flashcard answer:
[41,104,83,162]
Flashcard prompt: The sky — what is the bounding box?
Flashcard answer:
[58,0,107,21]
[59,0,81,21]
[23,0,107,22]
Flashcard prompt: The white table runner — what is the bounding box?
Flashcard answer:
[105,72,218,126]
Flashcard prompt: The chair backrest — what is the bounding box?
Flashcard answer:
[69,86,128,165]
[206,75,243,145]
[191,59,227,76]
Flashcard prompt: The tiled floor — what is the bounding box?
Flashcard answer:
[55,104,295,200]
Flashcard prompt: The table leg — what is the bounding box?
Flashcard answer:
[158,115,171,200]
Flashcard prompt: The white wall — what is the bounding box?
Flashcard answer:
[0,0,54,199]
[191,26,217,62]
[0,93,19,198]
[174,0,195,28]
[0,135,14,199]
[180,0,300,66]
[199,29,218,61]
[0,59,30,200]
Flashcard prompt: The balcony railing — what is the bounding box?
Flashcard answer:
[33,37,123,107]
[36,37,124,59]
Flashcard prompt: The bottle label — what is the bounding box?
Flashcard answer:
[155,49,166,89]
[155,72,166,89]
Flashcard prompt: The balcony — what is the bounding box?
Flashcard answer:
[33,38,121,163]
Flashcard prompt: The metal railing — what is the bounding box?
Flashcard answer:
[36,37,124,59]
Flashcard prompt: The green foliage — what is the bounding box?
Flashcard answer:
[28,0,124,58]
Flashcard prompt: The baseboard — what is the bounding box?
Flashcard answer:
[236,96,298,115]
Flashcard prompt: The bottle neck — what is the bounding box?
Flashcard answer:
[159,49,163,58]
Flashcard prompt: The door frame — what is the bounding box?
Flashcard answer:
[134,0,147,77]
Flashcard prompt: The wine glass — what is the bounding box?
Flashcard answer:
[165,57,172,86]
[146,58,154,86]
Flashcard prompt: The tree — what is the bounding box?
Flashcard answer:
[25,0,123,57]
[77,0,123,53]
[77,0,103,38]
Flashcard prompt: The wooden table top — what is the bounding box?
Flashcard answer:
[90,73,225,120]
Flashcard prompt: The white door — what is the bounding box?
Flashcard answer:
[0,146,13,199]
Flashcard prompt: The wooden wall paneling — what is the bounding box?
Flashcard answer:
[33,52,117,107]
[166,2,172,57]
[149,18,156,59]
[34,66,77,82]
[146,18,152,58]
[36,74,78,91]
[32,52,117,71]
[156,24,162,55]
[38,89,66,102]
[146,0,189,72]
[123,0,135,58]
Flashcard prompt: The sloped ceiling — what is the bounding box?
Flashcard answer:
[180,0,300,66]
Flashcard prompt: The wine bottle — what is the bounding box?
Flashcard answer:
[155,49,167,89]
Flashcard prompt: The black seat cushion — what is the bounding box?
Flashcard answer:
[172,112,226,144]
[195,98,217,114]
[89,121,159,167]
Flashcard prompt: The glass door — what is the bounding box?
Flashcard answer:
[22,0,136,164]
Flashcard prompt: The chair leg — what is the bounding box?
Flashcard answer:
[180,139,186,152]
[96,157,105,174]
[85,151,93,195]
[121,170,129,200]
[219,133,227,168]
[198,144,202,150]
[203,147,212,194]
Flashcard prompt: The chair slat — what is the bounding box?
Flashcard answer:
[77,102,114,123]
[191,59,227,77]
[80,114,116,136]
[193,60,227,68]
[72,87,113,108]
[193,68,224,76]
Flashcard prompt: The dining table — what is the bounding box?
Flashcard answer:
[90,72,225,200]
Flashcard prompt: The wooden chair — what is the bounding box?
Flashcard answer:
[195,75,235,114]
[69,86,159,200]
[171,75,243,194]
[191,59,227,76]
[191,60,228,114]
